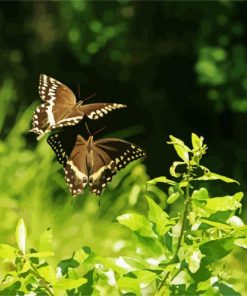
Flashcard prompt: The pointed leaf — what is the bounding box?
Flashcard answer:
[191,133,203,150]
[27,251,54,258]
[169,161,184,178]
[168,135,191,162]
[146,196,174,236]
[0,244,17,259]
[167,192,180,204]
[193,192,243,218]
[147,176,175,186]
[117,213,157,238]
[15,218,27,254]
[55,278,87,290]
[38,264,57,284]
[200,238,234,263]
[234,238,247,249]
[195,168,239,184]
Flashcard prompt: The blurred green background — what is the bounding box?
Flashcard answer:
[1,0,247,293]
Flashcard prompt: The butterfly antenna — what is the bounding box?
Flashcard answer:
[77,82,81,100]
[93,126,105,136]
[85,122,91,136]
[83,92,96,103]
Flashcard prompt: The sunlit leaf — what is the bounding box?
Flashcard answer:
[147,176,176,186]
[167,192,180,204]
[195,167,239,184]
[191,133,203,150]
[192,192,243,218]
[200,219,232,230]
[0,244,17,259]
[146,196,174,236]
[117,276,140,294]
[38,264,57,284]
[55,278,87,290]
[234,238,247,249]
[15,218,27,254]
[38,228,53,252]
[117,213,157,238]
[200,238,234,264]
[169,161,184,178]
[185,247,204,273]
[168,136,190,162]
[192,188,209,200]
[27,251,54,258]
[171,270,193,288]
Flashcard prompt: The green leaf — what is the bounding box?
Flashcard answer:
[213,281,241,296]
[117,277,140,295]
[38,264,57,284]
[234,238,247,249]
[191,133,203,150]
[15,218,27,254]
[146,196,174,236]
[27,251,54,258]
[200,238,234,264]
[58,258,80,275]
[0,244,17,259]
[195,167,239,184]
[167,192,180,204]
[185,247,204,273]
[38,228,53,252]
[171,270,194,288]
[200,219,232,230]
[73,247,90,263]
[117,213,157,238]
[147,176,176,186]
[169,161,184,178]
[193,192,243,218]
[168,135,191,162]
[55,278,87,290]
[191,188,209,200]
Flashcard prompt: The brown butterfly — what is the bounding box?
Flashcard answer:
[47,132,146,196]
[30,74,126,139]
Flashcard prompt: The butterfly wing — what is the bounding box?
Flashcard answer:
[47,133,89,196]
[89,138,146,196]
[31,74,78,138]
[80,103,127,120]
[31,75,127,139]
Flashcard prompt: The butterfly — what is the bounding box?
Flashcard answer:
[47,132,146,196]
[30,74,126,139]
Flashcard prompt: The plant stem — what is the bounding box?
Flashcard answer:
[30,262,54,296]
[157,166,191,292]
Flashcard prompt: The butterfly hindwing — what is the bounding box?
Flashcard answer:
[47,133,69,165]
[89,139,146,196]
[48,132,146,197]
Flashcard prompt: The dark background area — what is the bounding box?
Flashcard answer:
[1,1,247,195]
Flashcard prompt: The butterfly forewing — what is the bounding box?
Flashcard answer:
[89,138,146,195]
[39,74,76,104]
[81,103,127,120]
[31,74,127,139]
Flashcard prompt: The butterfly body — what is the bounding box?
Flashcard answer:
[48,133,146,196]
[31,74,126,139]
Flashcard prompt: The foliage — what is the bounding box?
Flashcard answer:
[1,133,245,295]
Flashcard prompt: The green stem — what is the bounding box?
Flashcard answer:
[157,166,191,292]
[30,262,54,296]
